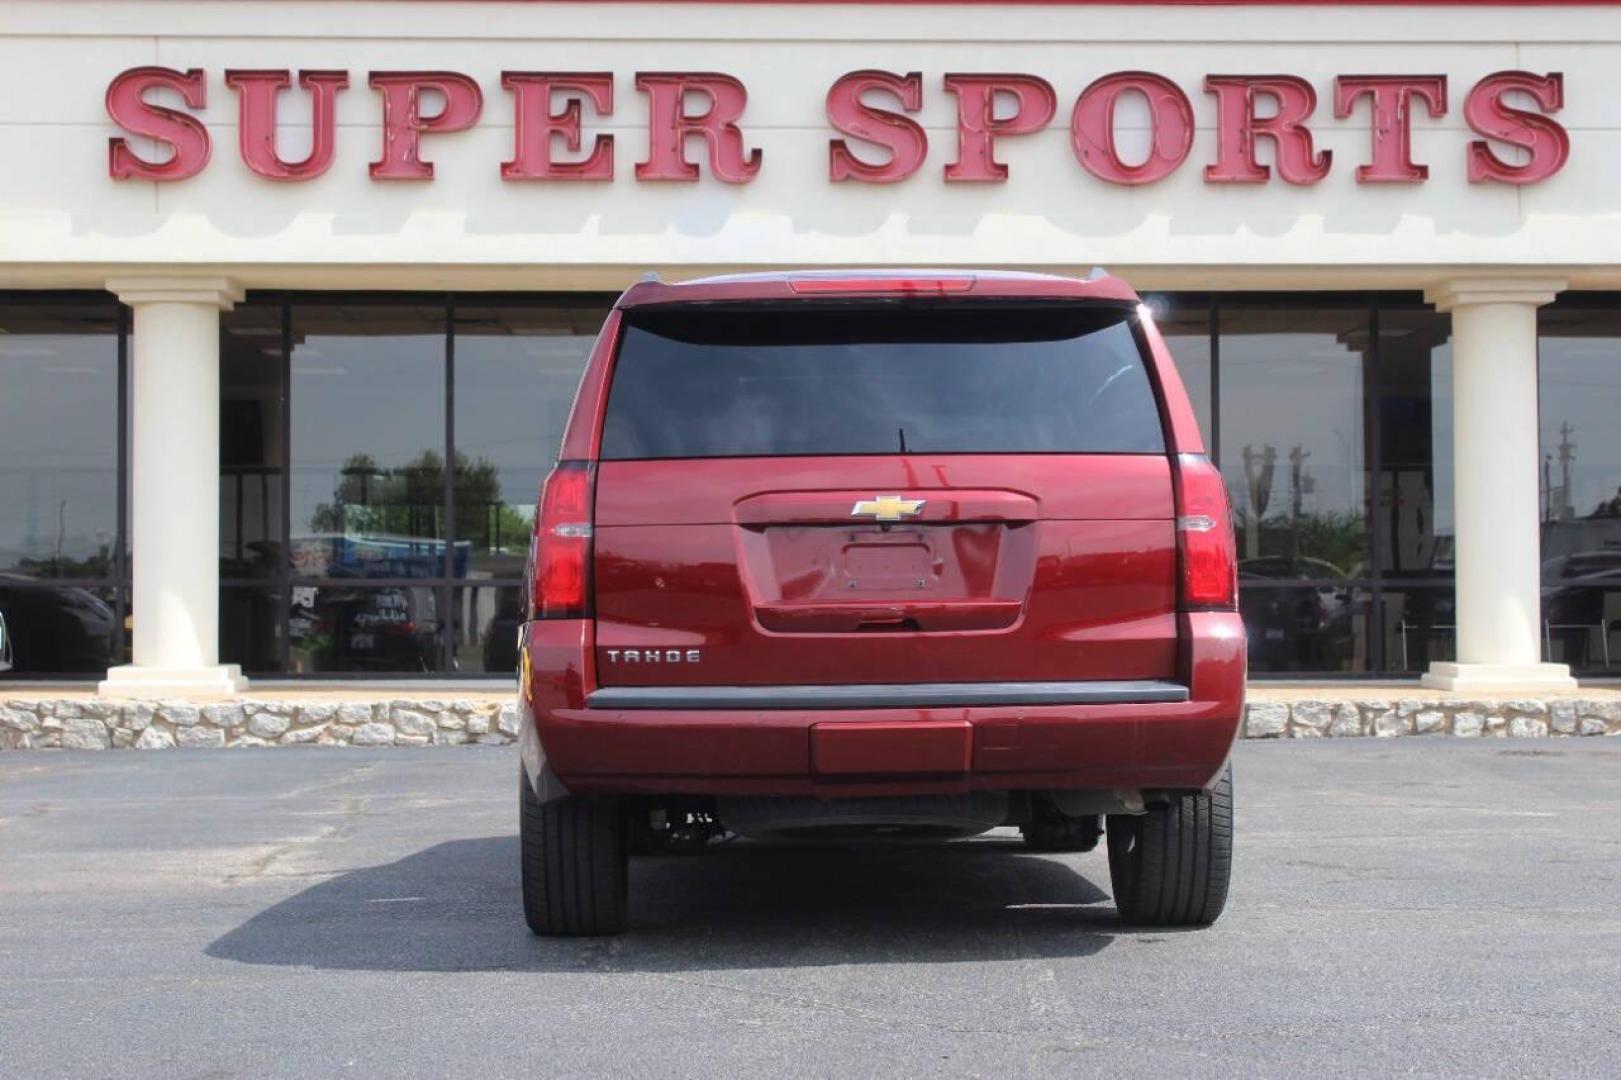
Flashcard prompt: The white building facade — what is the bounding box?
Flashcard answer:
[2,0,1619,692]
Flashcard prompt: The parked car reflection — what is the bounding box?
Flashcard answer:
[478,587,525,673]
[1238,557,1362,672]
[1541,550,1621,669]
[289,582,442,673]
[0,576,115,674]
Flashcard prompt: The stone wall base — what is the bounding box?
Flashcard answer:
[1240,697,1620,739]
[1,694,1619,751]
[0,699,521,750]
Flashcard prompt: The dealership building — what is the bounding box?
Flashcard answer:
[2,0,1619,696]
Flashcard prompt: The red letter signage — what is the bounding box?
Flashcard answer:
[1465,71,1569,185]
[368,71,484,181]
[1334,75,1446,183]
[106,66,211,181]
[1205,74,1332,185]
[942,74,1056,182]
[827,70,927,183]
[1071,71,1194,186]
[103,66,1578,192]
[635,73,762,183]
[225,69,349,181]
[502,72,615,181]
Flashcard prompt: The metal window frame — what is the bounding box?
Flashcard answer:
[443,294,456,672]
[115,300,130,666]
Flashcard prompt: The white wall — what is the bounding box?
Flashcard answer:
[4,1,1621,290]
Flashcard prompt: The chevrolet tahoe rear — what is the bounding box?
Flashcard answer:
[519,270,1244,935]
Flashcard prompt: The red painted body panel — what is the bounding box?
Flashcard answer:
[593,516,1177,685]
[522,612,1242,795]
[595,454,1173,526]
[593,453,1179,685]
[525,270,1245,799]
[811,720,974,776]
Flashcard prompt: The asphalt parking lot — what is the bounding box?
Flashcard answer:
[2,741,1619,1078]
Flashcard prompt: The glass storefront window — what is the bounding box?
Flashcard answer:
[1538,302,1621,673]
[290,303,448,579]
[7,287,1536,678]
[452,584,525,673]
[221,301,286,579]
[0,298,120,580]
[1380,587,1456,674]
[1220,302,1371,582]
[1374,310,1453,580]
[289,583,446,673]
[1541,574,1619,671]
[220,586,282,674]
[452,303,603,579]
[210,295,620,676]
[1242,582,1371,673]
[0,584,117,674]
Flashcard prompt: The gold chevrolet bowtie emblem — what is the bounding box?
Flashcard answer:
[851,494,925,522]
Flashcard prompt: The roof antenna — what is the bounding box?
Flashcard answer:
[639,270,661,283]
[1084,266,1109,281]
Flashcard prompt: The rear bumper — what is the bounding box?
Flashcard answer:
[522,611,1245,799]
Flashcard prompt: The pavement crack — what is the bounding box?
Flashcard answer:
[274,762,378,802]
[219,794,367,886]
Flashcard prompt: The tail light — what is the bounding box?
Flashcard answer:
[527,461,594,620]
[1173,454,1237,610]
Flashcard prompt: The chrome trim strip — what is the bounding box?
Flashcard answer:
[587,680,1189,710]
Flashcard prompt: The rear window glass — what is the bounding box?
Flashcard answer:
[600,303,1165,459]
[606,303,1167,457]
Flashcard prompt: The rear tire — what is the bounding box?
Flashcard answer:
[1106,764,1232,926]
[520,771,628,936]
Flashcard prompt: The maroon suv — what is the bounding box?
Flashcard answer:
[518,270,1244,935]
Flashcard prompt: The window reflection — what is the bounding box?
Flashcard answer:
[0,584,116,673]
[1537,307,1621,672]
[290,304,448,578]
[288,583,444,673]
[453,304,603,579]
[221,301,285,578]
[1381,588,1456,673]
[1541,572,1620,671]
[452,585,525,673]
[1220,304,1370,580]
[220,586,280,673]
[1242,582,1370,673]
[1375,310,1453,578]
[0,299,120,579]
[30,287,1602,677]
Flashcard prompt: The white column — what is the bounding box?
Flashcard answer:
[99,277,247,697]
[1421,278,1577,692]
